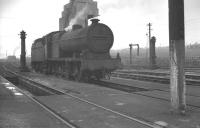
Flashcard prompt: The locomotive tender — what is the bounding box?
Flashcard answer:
[31,19,121,80]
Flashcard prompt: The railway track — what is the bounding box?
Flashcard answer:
[90,79,149,93]
[1,65,166,128]
[90,79,200,108]
[3,63,200,100]
[112,70,200,86]
[161,67,200,73]
[2,63,200,125]
[0,65,78,128]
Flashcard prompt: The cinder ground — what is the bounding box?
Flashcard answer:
[22,71,200,128]
[0,76,70,128]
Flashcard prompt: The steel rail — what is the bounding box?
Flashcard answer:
[4,67,164,128]
[112,71,200,86]
[1,66,78,128]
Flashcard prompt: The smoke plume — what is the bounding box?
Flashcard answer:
[65,4,89,31]
[13,46,20,56]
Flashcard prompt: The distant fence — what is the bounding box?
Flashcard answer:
[121,56,200,68]
[185,57,200,67]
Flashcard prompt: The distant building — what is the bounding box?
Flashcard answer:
[7,55,17,62]
[59,0,99,31]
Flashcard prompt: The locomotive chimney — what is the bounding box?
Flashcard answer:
[91,19,99,24]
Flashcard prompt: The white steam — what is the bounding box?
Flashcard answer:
[65,4,89,31]
[13,46,20,56]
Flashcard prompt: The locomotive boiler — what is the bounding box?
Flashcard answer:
[31,19,121,81]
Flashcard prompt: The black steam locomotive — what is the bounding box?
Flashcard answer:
[31,19,121,81]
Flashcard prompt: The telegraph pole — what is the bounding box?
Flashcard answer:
[147,23,152,44]
[147,23,157,69]
[129,44,133,64]
[169,0,186,114]
[147,23,153,68]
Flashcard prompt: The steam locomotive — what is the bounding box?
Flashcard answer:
[31,19,121,81]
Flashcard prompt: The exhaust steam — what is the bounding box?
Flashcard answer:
[65,4,89,31]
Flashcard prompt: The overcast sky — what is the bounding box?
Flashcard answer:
[0,0,200,58]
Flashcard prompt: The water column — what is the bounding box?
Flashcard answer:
[19,30,29,72]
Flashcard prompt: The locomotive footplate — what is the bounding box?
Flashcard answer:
[39,58,121,81]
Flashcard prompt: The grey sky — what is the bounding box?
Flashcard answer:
[0,0,200,57]
[100,0,167,12]
[0,0,17,15]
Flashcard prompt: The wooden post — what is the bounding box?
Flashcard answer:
[168,0,186,113]
[147,23,152,68]
[136,44,139,56]
[129,44,133,64]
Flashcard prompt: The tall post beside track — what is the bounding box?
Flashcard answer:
[169,0,186,114]
[137,44,139,56]
[129,44,140,65]
[149,36,157,69]
[129,44,133,64]
[19,30,29,72]
[147,23,152,68]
